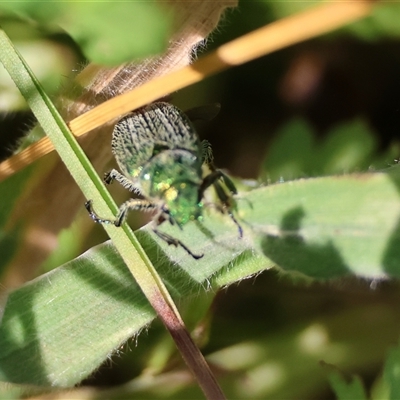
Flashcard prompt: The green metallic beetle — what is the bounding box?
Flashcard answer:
[86,102,241,259]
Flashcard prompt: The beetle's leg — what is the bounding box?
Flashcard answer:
[104,168,123,184]
[200,141,238,194]
[199,169,238,200]
[199,140,242,237]
[150,211,203,259]
[212,180,243,238]
[199,170,243,238]
[208,168,238,196]
[153,229,203,259]
[104,169,143,195]
[85,199,157,227]
[200,140,214,165]
[159,206,186,231]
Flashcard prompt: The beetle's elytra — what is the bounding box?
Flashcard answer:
[86,102,241,259]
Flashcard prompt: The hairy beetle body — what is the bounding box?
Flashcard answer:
[86,102,241,259]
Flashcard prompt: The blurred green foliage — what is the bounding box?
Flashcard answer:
[329,372,368,400]
[261,118,378,182]
[0,2,172,65]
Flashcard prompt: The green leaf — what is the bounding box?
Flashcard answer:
[347,3,400,41]
[329,371,368,400]
[0,242,153,387]
[0,166,35,277]
[0,3,173,65]
[0,219,266,387]
[315,119,375,174]
[384,343,400,400]
[257,1,400,41]
[261,118,315,182]
[0,39,77,111]
[262,118,377,182]
[251,167,400,279]
[58,3,172,65]
[2,166,400,386]
[264,1,319,20]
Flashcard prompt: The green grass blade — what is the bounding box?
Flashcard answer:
[0,23,173,306]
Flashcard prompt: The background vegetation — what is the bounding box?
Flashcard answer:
[1,1,400,399]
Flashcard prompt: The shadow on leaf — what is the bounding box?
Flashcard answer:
[259,206,350,278]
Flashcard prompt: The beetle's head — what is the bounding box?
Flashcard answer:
[164,181,202,226]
